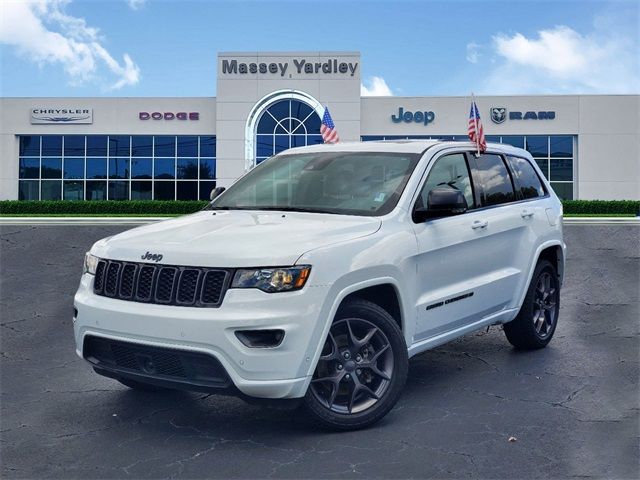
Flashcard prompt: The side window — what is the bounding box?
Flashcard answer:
[472,154,516,206]
[418,153,475,209]
[506,156,546,199]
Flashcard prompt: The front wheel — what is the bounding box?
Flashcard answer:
[304,299,408,430]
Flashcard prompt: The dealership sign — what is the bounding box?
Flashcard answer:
[139,112,199,120]
[221,58,359,77]
[490,107,555,124]
[391,107,435,126]
[31,108,93,124]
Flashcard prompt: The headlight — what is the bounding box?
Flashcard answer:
[231,266,311,293]
[84,253,99,275]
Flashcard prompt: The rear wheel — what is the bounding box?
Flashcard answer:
[304,299,408,430]
[504,259,560,349]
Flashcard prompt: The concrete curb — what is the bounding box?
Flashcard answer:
[563,217,639,225]
[1,216,638,226]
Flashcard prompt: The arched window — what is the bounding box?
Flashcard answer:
[254,99,322,165]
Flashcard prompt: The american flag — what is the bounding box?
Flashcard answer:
[321,107,339,143]
[468,101,486,153]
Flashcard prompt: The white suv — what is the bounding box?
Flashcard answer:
[74,140,565,430]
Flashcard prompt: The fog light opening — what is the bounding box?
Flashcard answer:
[235,329,285,348]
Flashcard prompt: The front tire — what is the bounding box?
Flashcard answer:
[304,299,408,430]
[504,259,560,349]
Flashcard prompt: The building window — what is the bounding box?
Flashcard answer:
[17,134,217,201]
[254,99,322,165]
[361,134,575,200]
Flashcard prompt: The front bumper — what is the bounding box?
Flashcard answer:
[73,273,330,399]
[84,335,237,393]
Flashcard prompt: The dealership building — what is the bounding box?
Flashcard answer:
[1,51,638,202]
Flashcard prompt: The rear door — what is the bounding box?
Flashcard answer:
[465,152,531,311]
[504,155,552,303]
[412,151,525,342]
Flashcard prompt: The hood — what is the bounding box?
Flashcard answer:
[92,210,381,268]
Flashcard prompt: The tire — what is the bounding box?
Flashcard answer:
[504,259,560,350]
[118,378,170,392]
[304,298,408,430]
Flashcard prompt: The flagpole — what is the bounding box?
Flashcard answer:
[472,92,480,157]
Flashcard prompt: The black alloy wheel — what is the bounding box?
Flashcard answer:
[310,318,394,414]
[532,270,558,338]
[304,299,408,430]
[504,259,560,349]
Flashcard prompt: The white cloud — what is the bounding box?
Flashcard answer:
[361,76,393,96]
[0,0,141,90]
[466,42,481,64]
[126,0,146,10]
[494,27,602,76]
[475,20,639,94]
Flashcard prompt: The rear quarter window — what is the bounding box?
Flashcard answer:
[506,156,546,199]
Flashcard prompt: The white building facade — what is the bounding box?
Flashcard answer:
[1,51,638,201]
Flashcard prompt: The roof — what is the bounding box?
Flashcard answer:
[281,140,529,156]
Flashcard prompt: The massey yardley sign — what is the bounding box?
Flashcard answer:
[31,108,93,124]
[221,58,359,77]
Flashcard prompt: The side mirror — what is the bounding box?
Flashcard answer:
[413,187,468,222]
[209,186,226,201]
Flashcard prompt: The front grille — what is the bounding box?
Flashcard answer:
[119,264,136,298]
[177,269,200,304]
[83,336,230,388]
[93,259,231,308]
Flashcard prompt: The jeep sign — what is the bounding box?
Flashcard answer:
[391,107,435,126]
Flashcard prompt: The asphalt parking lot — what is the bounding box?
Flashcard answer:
[1,223,638,479]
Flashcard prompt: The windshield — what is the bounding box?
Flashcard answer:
[208,151,421,216]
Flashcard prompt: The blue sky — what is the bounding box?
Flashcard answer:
[1,0,638,97]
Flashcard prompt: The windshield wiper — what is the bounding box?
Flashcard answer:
[248,206,338,214]
[206,205,338,214]
[206,206,252,211]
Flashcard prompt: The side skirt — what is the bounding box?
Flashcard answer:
[407,308,519,358]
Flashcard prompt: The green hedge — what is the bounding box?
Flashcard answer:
[0,200,208,215]
[0,200,638,215]
[562,200,639,215]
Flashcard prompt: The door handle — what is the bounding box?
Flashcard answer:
[471,220,488,230]
[521,209,535,219]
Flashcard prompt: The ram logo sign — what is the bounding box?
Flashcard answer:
[490,107,556,123]
[31,108,93,124]
[490,107,507,124]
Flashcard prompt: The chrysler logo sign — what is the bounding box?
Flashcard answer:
[490,107,556,123]
[31,108,93,124]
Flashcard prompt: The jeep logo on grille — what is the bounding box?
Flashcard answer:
[141,251,163,262]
